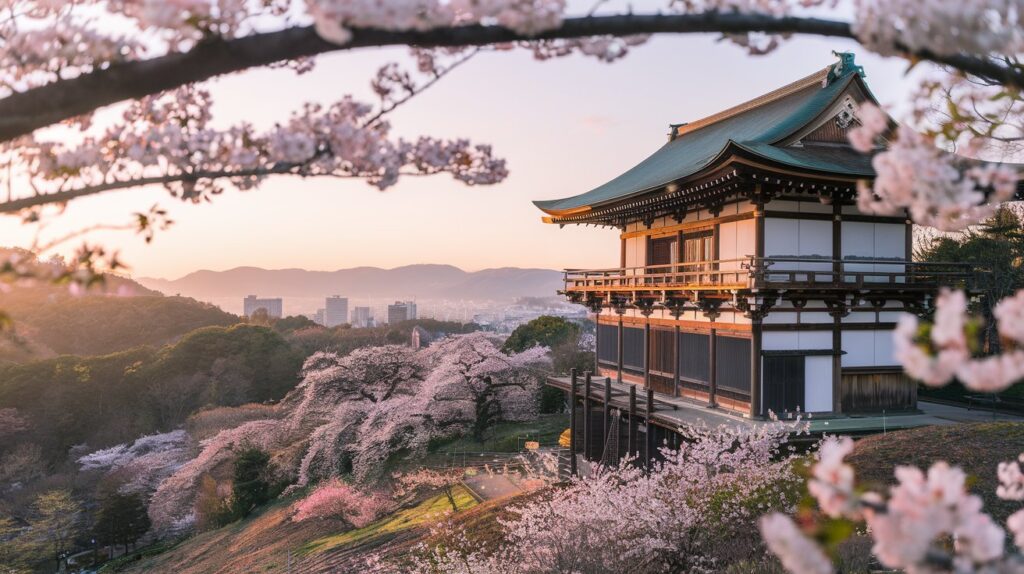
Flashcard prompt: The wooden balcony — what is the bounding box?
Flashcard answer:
[563,257,981,299]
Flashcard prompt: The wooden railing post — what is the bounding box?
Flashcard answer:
[583,372,592,460]
[603,377,612,456]
[569,368,578,477]
[645,388,654,471]
[628,385,637,459]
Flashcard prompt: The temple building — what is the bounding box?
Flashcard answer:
[534,53,983,427]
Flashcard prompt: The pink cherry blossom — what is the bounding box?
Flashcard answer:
[760,513,833,574]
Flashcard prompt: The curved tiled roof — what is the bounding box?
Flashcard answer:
[533,58,870,216]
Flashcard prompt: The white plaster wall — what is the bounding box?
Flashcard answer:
[765,217,833,281]
[842,329,898,367]
[762,330,831,351]
[874,223,906,282]
[623,236,646,269]
[720,221,739,270]
[762,331,798,351]
[805,356,833,412]
[874,329,896,365]
[841,330,874,367]
[798,330,832,348]
[737,218,756,258]
[765,218,799,256]
[841,221,908,283]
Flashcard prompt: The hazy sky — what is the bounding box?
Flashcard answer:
[0,9,923,280]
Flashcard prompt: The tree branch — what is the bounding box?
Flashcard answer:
[2,13,1021,143]
[0,167,435,214]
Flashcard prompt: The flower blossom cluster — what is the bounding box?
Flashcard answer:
[894,289,1024,392]
[765,436,1024,573]
[308,0,567,46]
[291,479,392,526]
[417,418,808,573]
[852,0,1024,59]
[21,86,508,207]
[851,102,1018,232]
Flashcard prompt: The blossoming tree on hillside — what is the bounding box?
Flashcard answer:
[144,334,547,535]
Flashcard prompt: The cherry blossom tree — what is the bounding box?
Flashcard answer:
[144,336,548,534]
[420,333,549,442]
[413,418,809,574]
[77,430,190,496]
[291,478,392,526]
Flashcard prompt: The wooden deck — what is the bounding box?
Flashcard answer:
[546,375,1023,436]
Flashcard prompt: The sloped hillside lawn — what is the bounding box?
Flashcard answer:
[110,423,1024,573]
[109,487,529,574]
[847,422,1024,522]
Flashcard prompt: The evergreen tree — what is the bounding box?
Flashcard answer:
[229,448,272,519]
[93,492,150,556]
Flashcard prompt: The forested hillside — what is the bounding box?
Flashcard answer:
[1,260,236,364]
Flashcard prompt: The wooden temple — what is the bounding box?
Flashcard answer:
[534,53,985,428]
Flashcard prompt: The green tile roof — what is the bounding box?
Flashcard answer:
[534,58,869,215]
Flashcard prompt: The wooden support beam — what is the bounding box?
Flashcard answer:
[709,327,718,408]
[583,372,592,460]
[603,377,612,457]
[643,320,651,390]
[751,184,765,419]
[569,368,578,477]
[751,320,763,419]
[617,316,624,383]
[628,384,637,458]
[645,388,654,471]
[672,324,681,398]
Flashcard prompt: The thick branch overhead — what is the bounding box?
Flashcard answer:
[0,12,1020,143]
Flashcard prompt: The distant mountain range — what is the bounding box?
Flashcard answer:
[137,264,564,306]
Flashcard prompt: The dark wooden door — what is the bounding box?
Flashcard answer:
[763,355,805,415]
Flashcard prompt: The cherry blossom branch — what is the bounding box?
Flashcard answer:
[2,12,1021,143]
[0,166,437,215]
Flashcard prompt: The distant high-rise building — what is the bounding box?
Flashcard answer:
[243,295,283,318]
[387,301,417,325]
[314,308,326,326]
[351,306,374,328]
[324,296,349,327]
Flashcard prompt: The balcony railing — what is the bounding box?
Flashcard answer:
[563,257,981,293]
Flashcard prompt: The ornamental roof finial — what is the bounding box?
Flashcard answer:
[826,51,865,86]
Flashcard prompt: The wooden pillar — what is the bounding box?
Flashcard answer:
[643,320,651,390]
[708,327,718,408]
[833,315,843,413]
[750,319,762,419]
[593,316,600,375]
[628,385,637,458]
[603,377,612,448]
[833,198,844,414]
[569,368,578,477]
[583,372,592,459]
[751,188,765,419]
[616,315,624,383]
[645,388,654,471]
[672,324,681,398]
[620,236,627,268]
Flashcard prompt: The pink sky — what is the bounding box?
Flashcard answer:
[0,18,921,280]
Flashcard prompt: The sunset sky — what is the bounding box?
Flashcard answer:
[0,8,923,280]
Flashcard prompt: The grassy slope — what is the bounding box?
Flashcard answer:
[847,422,1024,522]
[114,423,1023,573]
[113,488,507,574]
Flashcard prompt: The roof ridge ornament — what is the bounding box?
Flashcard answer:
[825,51,865,86]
